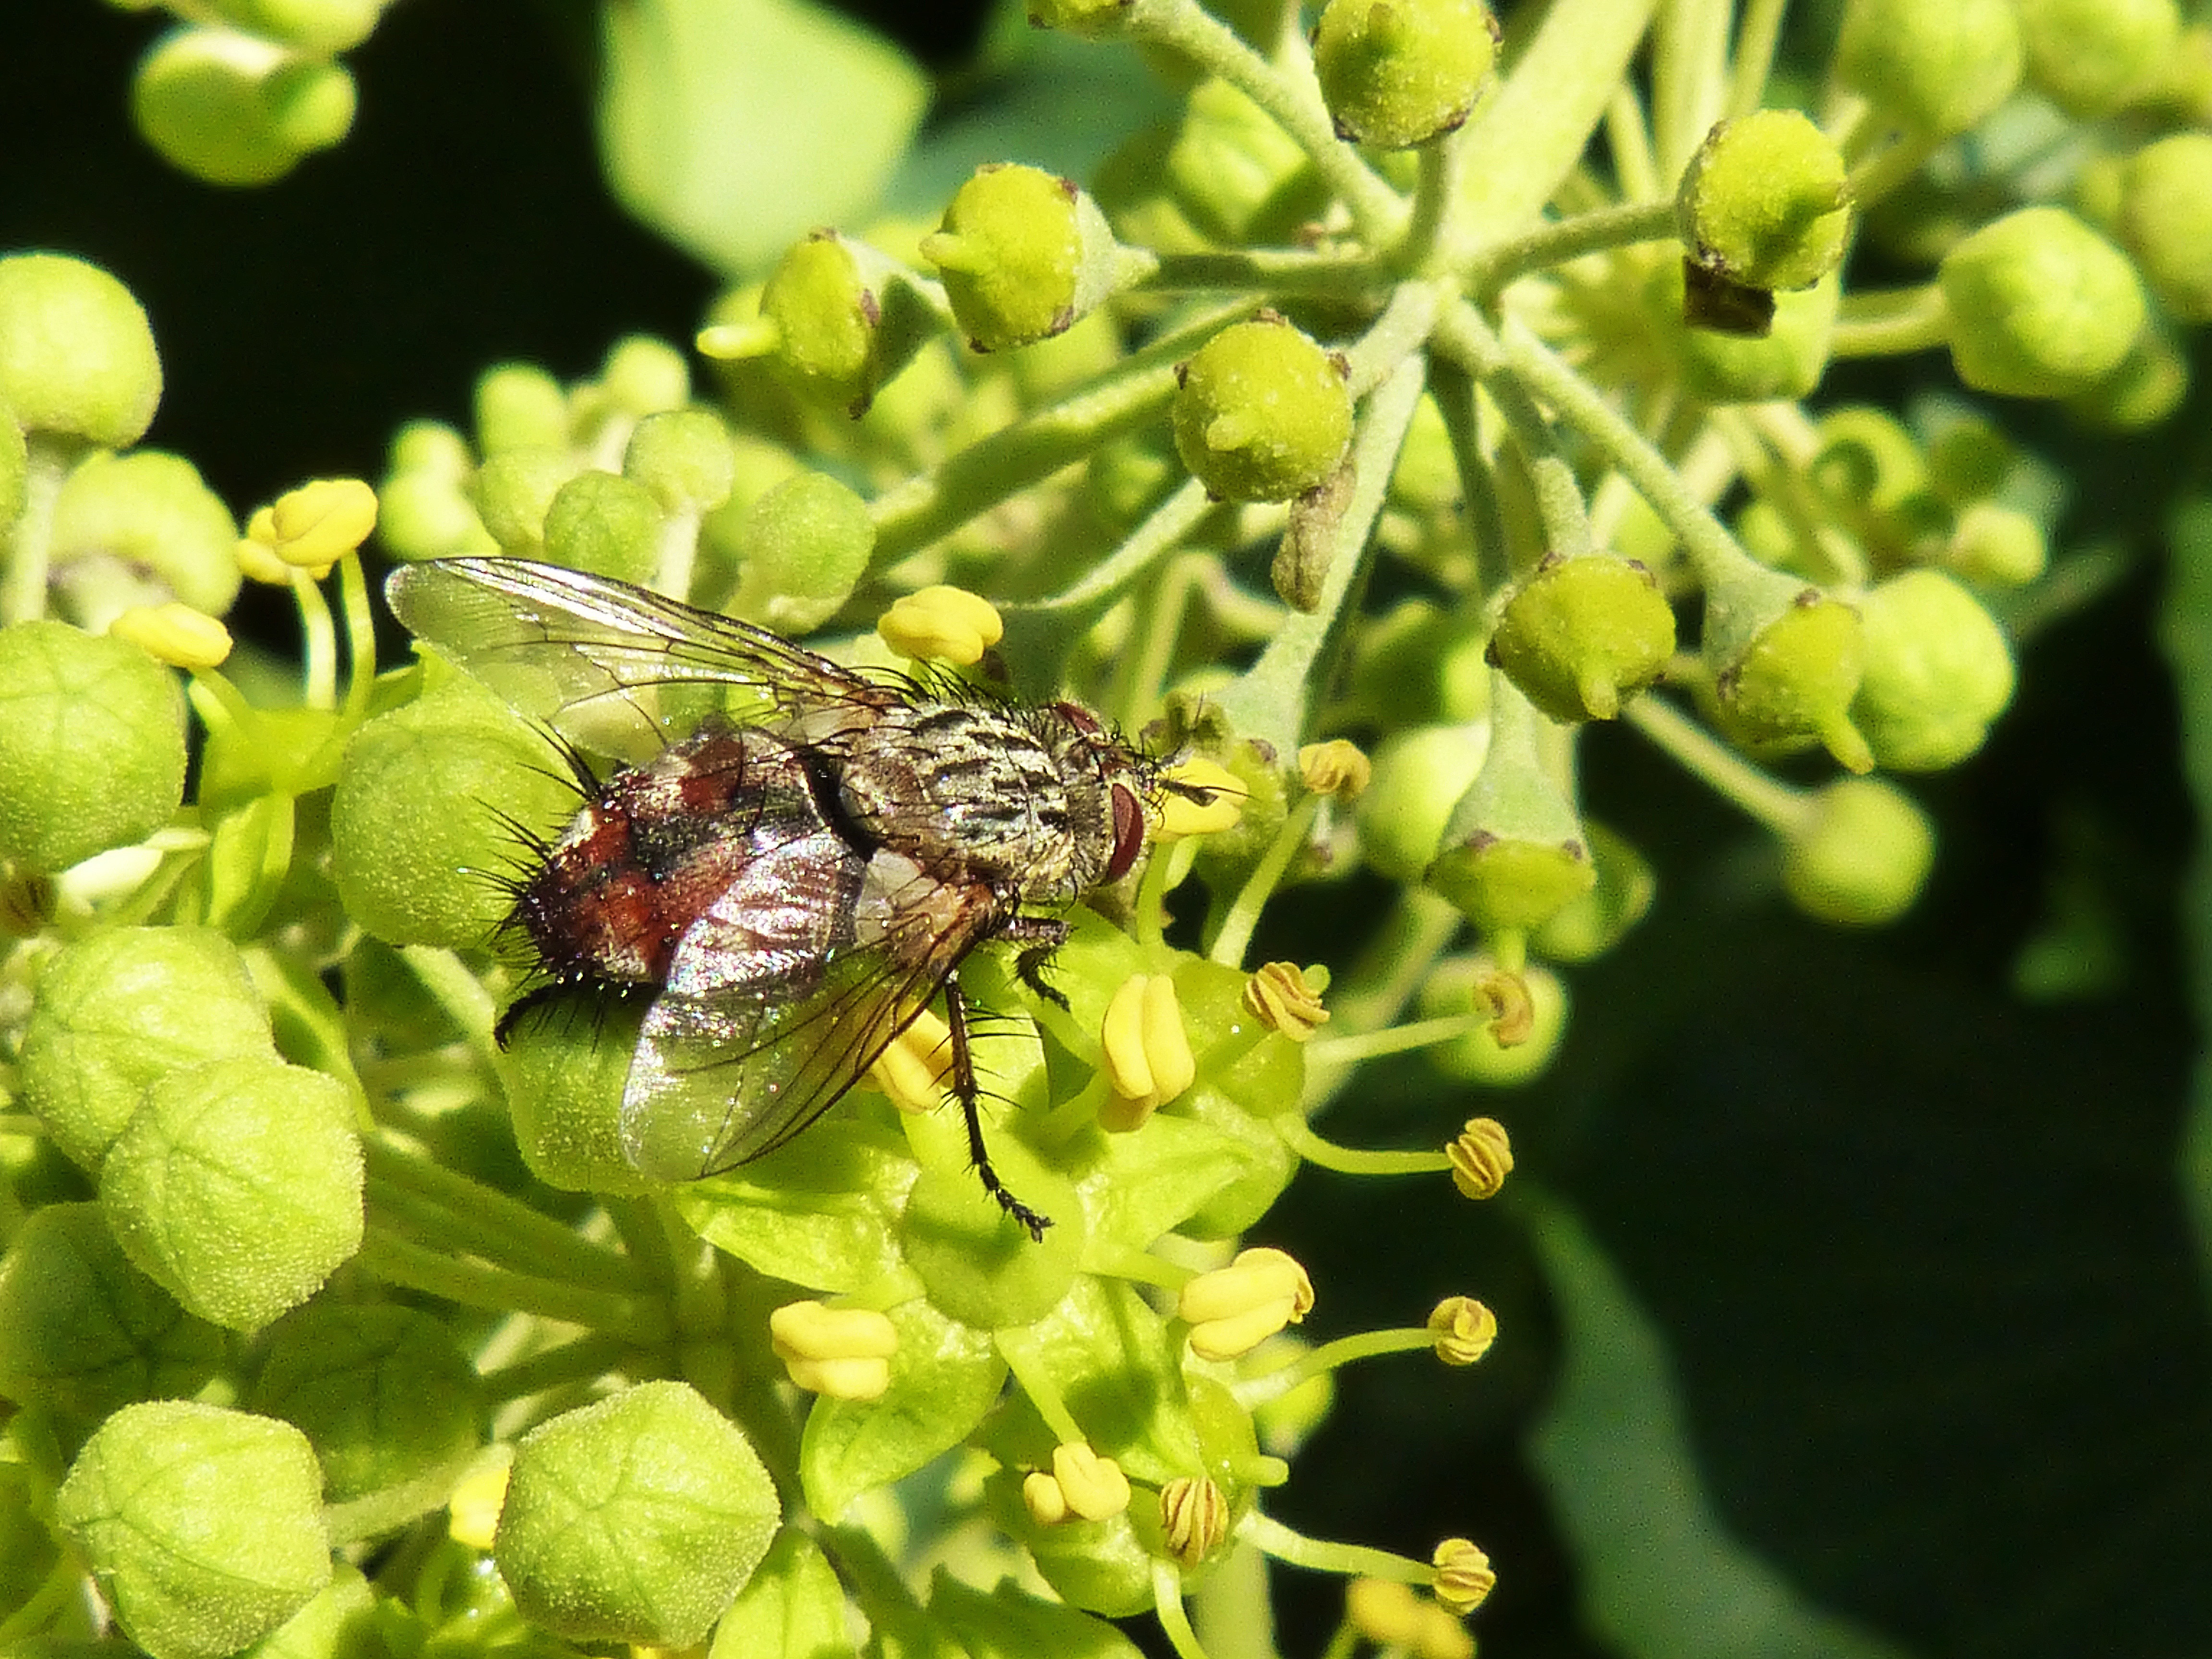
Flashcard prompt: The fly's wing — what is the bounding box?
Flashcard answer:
[385,557,891,764]
[620,849,1000,1181]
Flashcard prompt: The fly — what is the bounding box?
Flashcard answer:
[385,556,1201,1238]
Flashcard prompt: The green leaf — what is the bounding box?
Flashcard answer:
[995,1274,1196,1487]
[679,1113,919,1294]
[1524,1195,1912,1659]
[799,1297,1004,1522]
[926,1570,1144,1659]
[598,0,929,276]
[708,1528,855,1659]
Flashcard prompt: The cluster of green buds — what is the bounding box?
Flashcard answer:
[5,0,2212,1653]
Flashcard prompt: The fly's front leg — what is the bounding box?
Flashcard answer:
[999,914,1072,1011]
[943,972,1051,1242]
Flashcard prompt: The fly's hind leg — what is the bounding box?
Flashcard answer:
[1000,914,1073,1011]
[942,972,1051,1242]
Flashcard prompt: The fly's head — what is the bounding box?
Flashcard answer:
[1041,701,1197,900]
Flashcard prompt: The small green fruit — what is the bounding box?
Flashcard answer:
[1173,316,1353,503]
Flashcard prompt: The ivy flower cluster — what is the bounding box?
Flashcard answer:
[4,0,2212,1656]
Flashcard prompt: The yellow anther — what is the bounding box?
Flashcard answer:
[1297,738,1371,799]
[1430,1537,1496,1616]
[1242,961,1330,1042]
[1446,1116,1514,1200]
[1178,1246,1313,1360]
[1050,1442,1131,1521]
[1158,1475,1227,1567]
[261,478,379,573]
[1098,973,1194,1130]
[108,603,232,670]
[1426,1296,1497,1367]
[1022,1469,1069,1526]
[1154,755,1244,841]
[877,585,1004,665]
[866,1008,952,1114]
[768,1300,899,1401]
[1474,966,1534,1047]
[236,524,297,586]
[447,1461,509,1551]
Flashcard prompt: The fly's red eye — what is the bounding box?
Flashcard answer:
[1105,782,1145,884]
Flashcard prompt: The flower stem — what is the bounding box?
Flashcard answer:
[356,1224,661,1337]
[1623,692,1809,832]
[1276,1114,1453,1178]
[1232,1325,1437,1407]
[1242,1509,1432,1583]
[1830,283,1951,360]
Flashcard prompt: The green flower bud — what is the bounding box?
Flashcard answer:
[740,231,944,415]
[623,408,735,515]
[205,0,385,54]
[377,420,496,560]
[2115,132,2212,323]
[49,448,243,622]
[469,445,575,554]
[495,1382,778,1647]
[541,469,663,585]
[1668,268,1840,401]
[1419,956,1569,1085]
[2015,0,2179,117]
[0,253,162,447]
[2066,324,2190,431]
[921,164,1137,353]
[1944,501,2047,587]
[1425,680,1596,932]
[1312,0,1500,150]
[493,995,659,1195]
[474,362,569,455]
[1489,552,1675,722]
[720,470,875,634]
[1782,777,1935,926]
[1834,0,2022,137]
[55,1401,330,1659]
[132,27,356,187]
[1923,412,2016,506]
[0,620,187,873]
[1677,110,1852,293]
[1355,721,1490,882]
[1849,569,2015,771]
[599,335,691,419]
[0,1203,226,1434]
[249,1303,481,1501]
[1173,316,1353,503]
[1939,207,2147,398]
[329,677,578,948]
[1705,565,1872,771]
[99,1054,362,1333]
[20,925,274,1173]
[1165,79,1328,244]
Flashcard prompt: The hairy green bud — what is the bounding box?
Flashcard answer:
[1704,566,1872,771]
[0,253,162,447]
[99,1054,363,1332]
[747,231,943,414]
[922,164,1137,353]
[2014,0,2179,117]
[474,362,570,455]
[1356,721,1490,882]
[1939,207,2146,397]
[49,448,243,622]
[1173,315,1353,503]
[56,1401,331,1659]
[132,28,356,186]
[496,1382,779,1646]
[1677,110,1852,293]
[1312,0,1500,150]
[721,469,875,634]
[469,445,575,554]
[1782,777,1936,926]
[1944,501,2047,587]
[1850,569,2015,771]
[541,469,663,584]
[1489,552,1675,722]
[0,621,187,873]
[205,0,385,55]
[1834,0,2022,137]
[2115,132,2212,323]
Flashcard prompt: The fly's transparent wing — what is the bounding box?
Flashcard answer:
[620,850,999,1180]
[386,557,891,762]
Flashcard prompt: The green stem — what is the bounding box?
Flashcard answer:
[1844,129,1943,212]
[1232,1325,1438,1407]
[363,1134,645,1292]
[1241,1510,1433,1583]
[1340,277,1449,398]
[1136,0,1405,247]
[1623,692,1810,833]
[1467,198,1677,295]
[1830,283,1951,360]
[996,1326,1087,1446]
[293,565,339,712]
[1393,121,1472,278]
[1020,477,1213,616]
[1276,1114,1452,1178]
[1145,248,1378,297]
[1651,0,1731,179]
[1153,1561,1216,1659]
[1304,1010,1493,1068]
[1726,0,1790,119]
[1207,793,1322,968]
[356,1224,662,1337]
[337,547,377,723]
[1212,353,1427,759]
[398,944,501,1064]
[1427,356,1511,599]
[0,436,72,626]
[480,1331,637,1401]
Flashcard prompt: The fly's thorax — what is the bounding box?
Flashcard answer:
[831,700,1122,901]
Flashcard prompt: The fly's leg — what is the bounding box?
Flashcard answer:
[1000,914,1073,1011]
[943,973,1051,1241]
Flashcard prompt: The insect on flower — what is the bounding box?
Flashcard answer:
[385,557,1217,1239]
